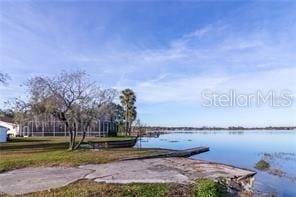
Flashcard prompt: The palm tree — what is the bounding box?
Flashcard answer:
[120,89,136,136]
[127,106,137,134]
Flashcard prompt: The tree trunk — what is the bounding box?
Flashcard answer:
[69,130,74,150]
[73,124,89,150]
[128,121,132,136]
[125,121,129,136]
[67,123,73,150]
[74,131,86,150]
[72,122,77,150]
[125,106,129,136]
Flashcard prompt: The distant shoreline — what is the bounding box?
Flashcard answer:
[141,126,296,132]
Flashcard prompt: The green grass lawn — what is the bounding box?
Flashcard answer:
[16,179,226,197]
[0,136,135,150]
[20,180,186,197]
[0,137,228,197]
[0,136,168,173]
[0,147,166,173]
[4,136,135,144]
[16,136,133,141]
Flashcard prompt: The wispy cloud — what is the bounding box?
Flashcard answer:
[116,67,296,103]
[1,1,295,126]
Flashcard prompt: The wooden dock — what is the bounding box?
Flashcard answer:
[122,146,209,160]
[165,147,209,157]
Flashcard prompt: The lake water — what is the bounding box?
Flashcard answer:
[136,130,296,196]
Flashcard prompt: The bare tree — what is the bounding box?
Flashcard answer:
[0,72,10,85]
[15,71,116,150]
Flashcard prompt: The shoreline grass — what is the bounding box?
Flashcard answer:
[255,159,270,170]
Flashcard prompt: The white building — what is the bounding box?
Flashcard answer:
[0,117,19,137]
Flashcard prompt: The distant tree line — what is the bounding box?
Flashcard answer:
[143,126,296,132]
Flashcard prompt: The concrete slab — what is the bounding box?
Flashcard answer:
[0,167,92,195]
[79,158,256,191]
[0,158,256,195]
[80,159,189,183]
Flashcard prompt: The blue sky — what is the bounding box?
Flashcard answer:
[0,1,295,127]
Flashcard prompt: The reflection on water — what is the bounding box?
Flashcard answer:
[136,130,296,196]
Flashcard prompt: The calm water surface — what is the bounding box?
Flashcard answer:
[136,130,296,196]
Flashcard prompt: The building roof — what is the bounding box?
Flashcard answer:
[0,125,8,129]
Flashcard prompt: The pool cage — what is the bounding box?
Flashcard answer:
[19,119,118,137]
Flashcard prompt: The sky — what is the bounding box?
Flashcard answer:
[0,1,295,127]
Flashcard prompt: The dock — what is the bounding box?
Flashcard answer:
[122,146,209,160]
[165,146,209,157]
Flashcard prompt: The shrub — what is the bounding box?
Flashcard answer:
[195,179,226,197]
[255,159,270,170]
